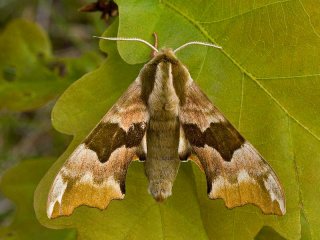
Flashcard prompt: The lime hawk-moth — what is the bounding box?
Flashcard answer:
[47,36,285,218]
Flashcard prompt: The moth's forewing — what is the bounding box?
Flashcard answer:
[179,81,286,215]
[47,80,148,218]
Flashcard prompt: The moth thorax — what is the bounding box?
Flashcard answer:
[147,62,179,117]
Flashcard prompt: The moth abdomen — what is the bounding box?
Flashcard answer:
[142,49,192,202]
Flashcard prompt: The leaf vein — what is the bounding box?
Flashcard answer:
[288,119,311,234]
[257,73,320,80]
[196,0,293,24]
[298,0,320,39]
[123,203,155,240]
[238,73,245,130]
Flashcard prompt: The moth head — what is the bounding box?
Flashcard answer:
[148,48,179,65]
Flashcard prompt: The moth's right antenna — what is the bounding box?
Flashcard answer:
[93,36,159,53]
[174,41,222,53]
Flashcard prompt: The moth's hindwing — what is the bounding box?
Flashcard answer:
[47,79,148,218]
[179,81,286,215]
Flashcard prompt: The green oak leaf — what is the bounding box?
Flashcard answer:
[0,158,76,240]
[36,1,320,239]
[0,19,59,111]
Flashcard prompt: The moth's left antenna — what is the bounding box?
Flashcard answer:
[93,36,159,52]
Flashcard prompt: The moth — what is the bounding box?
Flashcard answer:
[47,36,286,219]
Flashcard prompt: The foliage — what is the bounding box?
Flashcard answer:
[0,19,102,111]
[0,19,55,111]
